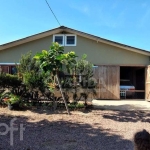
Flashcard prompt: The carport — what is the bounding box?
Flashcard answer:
[93,65,149,100]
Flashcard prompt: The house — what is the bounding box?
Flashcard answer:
[0,26,150,100]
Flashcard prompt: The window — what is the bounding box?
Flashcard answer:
[53,34,76,46]
[53,34,64,46]
[65,35,76,46]
[11,66,17,74]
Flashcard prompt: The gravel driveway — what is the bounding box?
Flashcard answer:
[0,107,150,150]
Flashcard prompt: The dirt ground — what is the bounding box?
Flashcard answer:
[0,107,150,150]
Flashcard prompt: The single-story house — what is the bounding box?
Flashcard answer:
[0,26,150,100]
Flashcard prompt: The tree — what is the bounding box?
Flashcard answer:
[34,42,77,114]
[73,54,97,105]
[17,51,47,99]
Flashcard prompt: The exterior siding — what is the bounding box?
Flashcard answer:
[0,36,53,63]
[0,34,149,66]
[64,35,149,66]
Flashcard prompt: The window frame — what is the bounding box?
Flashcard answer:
[53,34,64,46]
[53,34,77,46]
[65,34,77,46]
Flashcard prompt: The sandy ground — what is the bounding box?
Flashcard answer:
[0,107,150,150]
[92,99,150,111]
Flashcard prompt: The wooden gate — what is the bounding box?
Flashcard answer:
[146,66,150,101]
[93,66,120,99]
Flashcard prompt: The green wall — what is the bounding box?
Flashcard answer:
[64,36,149,66]
[0,36,53,63]
[0,34,149,66]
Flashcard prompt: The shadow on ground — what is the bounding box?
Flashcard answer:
[102,109,150,123]
[0,113,133,150]
[23,105,93,115]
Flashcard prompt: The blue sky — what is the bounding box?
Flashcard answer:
[0,0,150,51]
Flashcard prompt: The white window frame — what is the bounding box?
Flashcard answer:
[53,34,64,46]
[53,34,77,46]
[65,34,76,46]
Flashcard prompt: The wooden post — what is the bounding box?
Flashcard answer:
[56,74,70,115]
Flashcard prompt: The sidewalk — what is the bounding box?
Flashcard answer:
[92,99,150,111]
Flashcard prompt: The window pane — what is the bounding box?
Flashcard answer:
[66,36,75,44]
[11,66,17,74]
[55,36,63,44]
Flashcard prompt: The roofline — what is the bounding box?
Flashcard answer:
[0,26,150,56]
[63,27,150,56]
[0,26,64,50]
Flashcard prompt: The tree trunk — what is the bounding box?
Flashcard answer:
[56,74,70,115]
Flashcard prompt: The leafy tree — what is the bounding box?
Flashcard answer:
[34,43,77,75]
[72,54,97,105]
[76,54,93,78]
[17,51,40,77]
[34,42,77,114]
[17,51,47,99]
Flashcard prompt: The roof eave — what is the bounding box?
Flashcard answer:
[0,28,63,51]
[0,26,150,56]
[64,28,150,56]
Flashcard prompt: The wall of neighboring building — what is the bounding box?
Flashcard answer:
[0,34,149,66]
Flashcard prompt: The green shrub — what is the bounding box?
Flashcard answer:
[2,92,21,105]
[75,103,85,108]
[68,103,76,108]
[68,102,85,109]
[0,73,22,89]
[23,72,45,90]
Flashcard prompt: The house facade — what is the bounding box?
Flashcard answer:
[0,26,150,100]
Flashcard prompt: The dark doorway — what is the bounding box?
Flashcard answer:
[120,66,145,99]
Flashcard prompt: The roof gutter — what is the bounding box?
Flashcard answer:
[0,63,19,65]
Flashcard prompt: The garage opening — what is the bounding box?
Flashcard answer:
[120,66,145,99]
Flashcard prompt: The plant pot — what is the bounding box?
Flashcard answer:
[8,104,13,110]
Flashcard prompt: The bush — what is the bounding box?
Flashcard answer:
[23,72,45,91]
[0,73,22,89]
[68,102,85,109]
